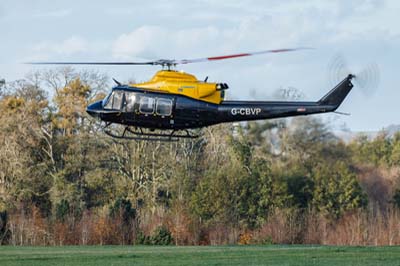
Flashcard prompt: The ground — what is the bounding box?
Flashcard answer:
[0,245,399,266]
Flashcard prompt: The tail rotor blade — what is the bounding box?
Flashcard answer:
[327,54,380,96]
[327,54,350,88]
[355,63,380,96]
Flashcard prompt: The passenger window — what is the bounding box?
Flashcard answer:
[156,98,173,116]
[139,96,155,114]
[126,92,136,112]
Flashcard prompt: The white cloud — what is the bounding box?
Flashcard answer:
[111,17,314,62]
[110,0,398,62]
[112,25,222,60]
[32,36,88,57]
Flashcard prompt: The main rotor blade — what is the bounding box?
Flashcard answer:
[26,47,312,67]
[174,47,312,64]
[26,61,155,65]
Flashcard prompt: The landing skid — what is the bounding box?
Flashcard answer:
[102,123,199,141]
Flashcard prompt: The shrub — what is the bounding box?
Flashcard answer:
[238,232,252,245]
[135,227,174,245]
[151,226,174,245]
[135,231,152,245]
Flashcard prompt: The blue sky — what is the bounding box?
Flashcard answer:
[0,0,399,131]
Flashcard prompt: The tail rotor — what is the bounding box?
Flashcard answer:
[355,62,380,96]
[328,54,380,96]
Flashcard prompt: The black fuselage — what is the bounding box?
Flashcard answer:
[87,75,354,130]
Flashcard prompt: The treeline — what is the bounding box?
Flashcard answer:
[0,68,400,246]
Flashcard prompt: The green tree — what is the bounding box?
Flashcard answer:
[311,162,368,219]
[390,132,400,166]
[191,130,287,229]
[53,78,91,135]
[351,132,392,167]
[0,83,52,215]
[283,173,314,209]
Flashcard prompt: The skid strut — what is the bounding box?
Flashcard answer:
[102,123,199,141]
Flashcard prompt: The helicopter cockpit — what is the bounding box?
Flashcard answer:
[102,89,173,117]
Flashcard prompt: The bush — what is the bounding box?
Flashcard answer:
[135,231,152,245]
[261,235,274,245]
[151,226,174,245]
[238,232,252,245]
[136,226,174,245]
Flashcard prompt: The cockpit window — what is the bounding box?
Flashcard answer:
[103,90,124,110]
[139,96,155,114]
[156,98,173,116]
[103,93,113,109]
[112,91,123,110]
[102,93,111,108]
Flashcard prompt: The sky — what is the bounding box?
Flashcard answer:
[0,0,399,131]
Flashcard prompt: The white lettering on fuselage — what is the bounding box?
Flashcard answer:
[231,108,262,116]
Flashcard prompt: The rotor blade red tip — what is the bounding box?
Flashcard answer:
[177,47,312,65]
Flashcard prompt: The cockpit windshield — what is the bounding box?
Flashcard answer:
[104,90,124,110]
[102,93,111,107]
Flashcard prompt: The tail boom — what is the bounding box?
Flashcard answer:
[217,75,354,123]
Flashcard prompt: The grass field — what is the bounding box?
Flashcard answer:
[1,245,400,266]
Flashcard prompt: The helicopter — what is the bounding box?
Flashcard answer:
[30,48,360,141]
